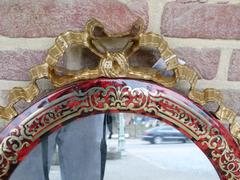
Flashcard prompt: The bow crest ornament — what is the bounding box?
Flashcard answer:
[0,18,239,145]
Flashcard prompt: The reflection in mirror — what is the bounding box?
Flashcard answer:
[10,113,219,180]
[104,113,219,180]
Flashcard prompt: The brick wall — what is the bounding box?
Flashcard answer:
[0,0,240,124]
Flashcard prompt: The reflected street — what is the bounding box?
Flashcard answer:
[49,139,219,180]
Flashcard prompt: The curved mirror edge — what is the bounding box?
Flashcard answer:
[9,113,220,180]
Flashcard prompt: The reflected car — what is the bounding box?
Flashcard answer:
[142,126,189,144]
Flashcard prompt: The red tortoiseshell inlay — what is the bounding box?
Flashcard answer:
[0,78,239,180]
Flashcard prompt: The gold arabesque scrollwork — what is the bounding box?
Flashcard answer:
[0,18,239,145]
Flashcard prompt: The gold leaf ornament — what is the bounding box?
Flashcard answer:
[0,18,239,145]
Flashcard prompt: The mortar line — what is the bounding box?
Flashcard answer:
[214,49,233,81]
[0,80,29,90]
[166,37,240,49]
[0,36,54,51]
[196,80,240,90]
[147,0,175,34]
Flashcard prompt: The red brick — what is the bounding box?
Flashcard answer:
[0,50,47,80]
[228,49,240,81]
[161,2,240,39]
[0,47,220,81]
[0,0,148,38]
[223,90,240,116]
[174,47,220,80]
[0,48,98,81]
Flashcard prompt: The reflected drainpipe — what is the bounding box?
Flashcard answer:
[118,113,126,156]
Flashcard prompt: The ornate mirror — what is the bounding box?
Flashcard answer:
[0,19,239,180]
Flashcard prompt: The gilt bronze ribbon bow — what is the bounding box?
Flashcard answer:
[0,18,239,144]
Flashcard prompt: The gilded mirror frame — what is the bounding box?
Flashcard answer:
[0,19,239,180]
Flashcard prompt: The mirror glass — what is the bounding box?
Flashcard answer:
[10,113,220,180]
